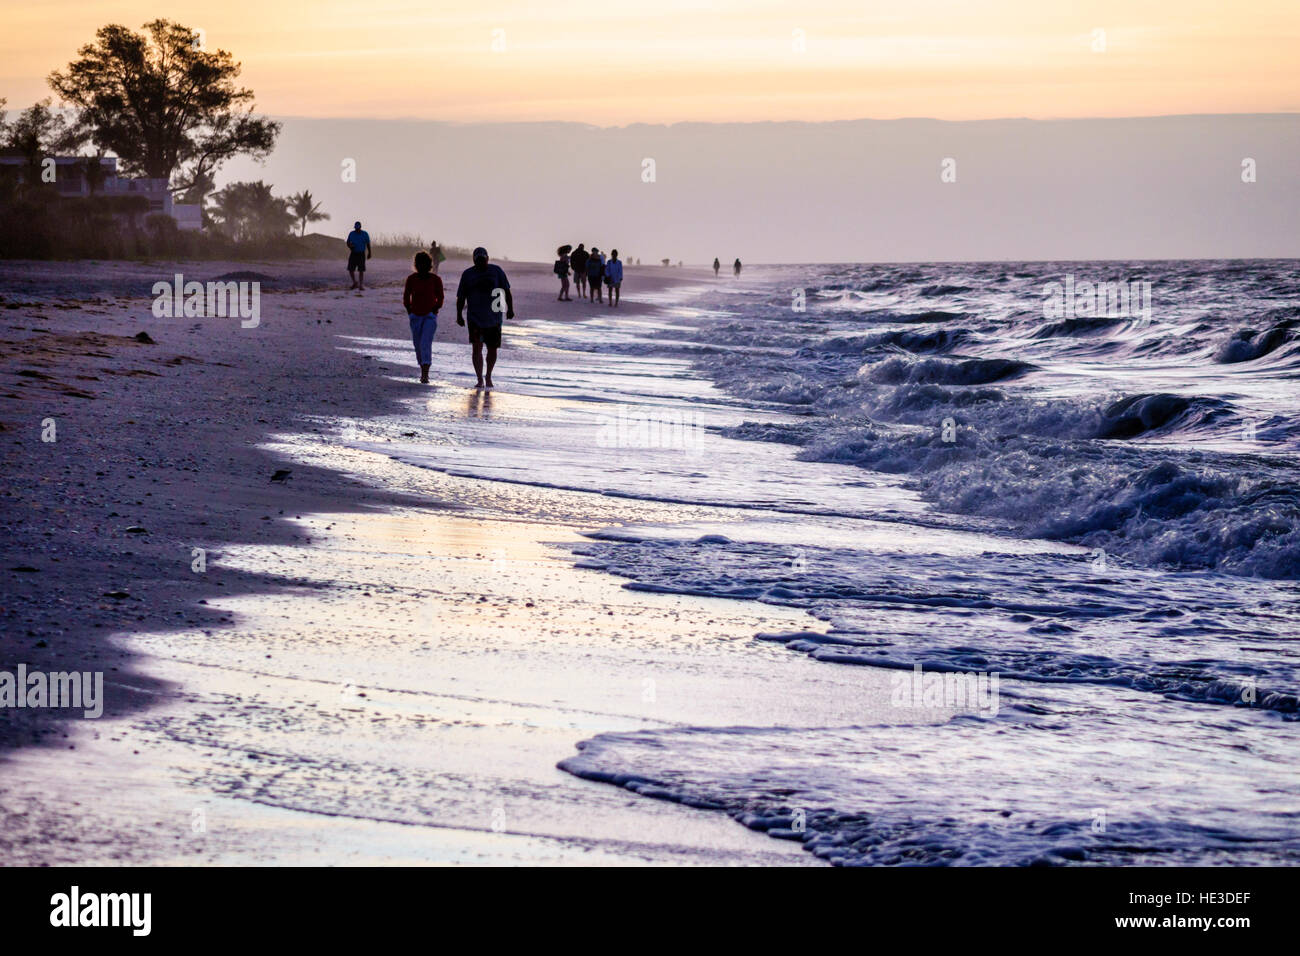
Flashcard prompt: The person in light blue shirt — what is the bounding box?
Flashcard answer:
[604,249,624,308]
[346,221,371,291]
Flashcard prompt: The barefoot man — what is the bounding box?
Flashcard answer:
[456,246,513,389]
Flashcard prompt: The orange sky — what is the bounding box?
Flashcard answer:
[3,0,1298,123]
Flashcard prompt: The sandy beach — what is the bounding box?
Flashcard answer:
[7,252,1294,871]
[0,256,936,865]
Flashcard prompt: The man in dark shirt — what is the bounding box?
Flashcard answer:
[570,244,590,298]
[586,247,604,303]
[455,247,514,389]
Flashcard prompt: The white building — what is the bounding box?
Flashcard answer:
[0,154,202,230]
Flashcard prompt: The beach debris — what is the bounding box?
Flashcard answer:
[133,331,156,344]
[103,590,130,599]
[124,526,147,534]
[11,566,39,573]
[401,431,416,437]
[270,469,293,483]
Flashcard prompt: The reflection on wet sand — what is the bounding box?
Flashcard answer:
[466,388,494,418]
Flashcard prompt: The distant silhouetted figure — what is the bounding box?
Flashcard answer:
[429,240,447,274]
[346,221,371,290]
[554,245,572,301]
[713,257,720,277]
[570,243,590,298]
[606,249,624,308]
[586,247,604,302]
[733,258,742,277]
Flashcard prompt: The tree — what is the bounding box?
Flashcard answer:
[48,19,279,205]
[0,100,87,195]
[4,100,80,161]
[287,189,329,237]
[77,154,110,195]
[207,181,293,243]
[174,169,215,206]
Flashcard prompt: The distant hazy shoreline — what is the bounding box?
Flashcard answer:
[219,112,1300,265]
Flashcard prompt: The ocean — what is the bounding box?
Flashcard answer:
[370,259,1300,865]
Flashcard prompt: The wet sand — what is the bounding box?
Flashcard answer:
[0,256,924,864]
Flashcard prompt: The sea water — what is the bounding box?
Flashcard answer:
[363,259,1300,865]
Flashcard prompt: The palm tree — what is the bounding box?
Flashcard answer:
[288,189,329,237]
[207,181,293,242]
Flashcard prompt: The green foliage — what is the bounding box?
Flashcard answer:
[3,99,80,159]
[206,180,294,242]
[287,189,329,237]
[1,99,84,193]
[48,18,279,198]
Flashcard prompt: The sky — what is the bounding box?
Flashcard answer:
[221,114,1299,262]
[4,2,1297,261]
[3,0,1299,124]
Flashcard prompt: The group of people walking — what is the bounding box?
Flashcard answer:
[554,244,624,307]
[713,257,742,277]
[342,224,508,389]
[348,224,740,390]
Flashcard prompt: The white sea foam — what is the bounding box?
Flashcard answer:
[343,259,1300,865]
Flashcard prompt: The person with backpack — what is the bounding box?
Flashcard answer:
[586,247,604,303]
[554,245,572,301]
[605,249,624,308]
[570,244,590,298]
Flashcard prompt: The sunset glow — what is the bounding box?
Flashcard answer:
[3,0,1298,123]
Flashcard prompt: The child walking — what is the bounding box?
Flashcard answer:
[403,251,445,384]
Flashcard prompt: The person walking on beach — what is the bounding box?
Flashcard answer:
[733,258,742,277]
[713,257,720,277]
[554,245,572,301]
[347,221,371,290]
[570,243,589,298]
[586,247,604,303]
[403,251,444,384]
[456,247,513,389]
[429,240,447,274]
[605,249,624,307]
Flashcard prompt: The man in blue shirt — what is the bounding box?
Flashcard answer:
[346,221,371,291]
[456,247,514,389]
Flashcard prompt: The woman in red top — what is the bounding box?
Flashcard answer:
[403,251,445,383]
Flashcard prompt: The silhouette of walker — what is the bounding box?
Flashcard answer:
[346,221,371,290]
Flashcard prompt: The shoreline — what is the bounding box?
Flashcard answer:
[0,255,702,752]
[0,256,911,864]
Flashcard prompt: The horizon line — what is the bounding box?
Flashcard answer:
[264,110,1300,128]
